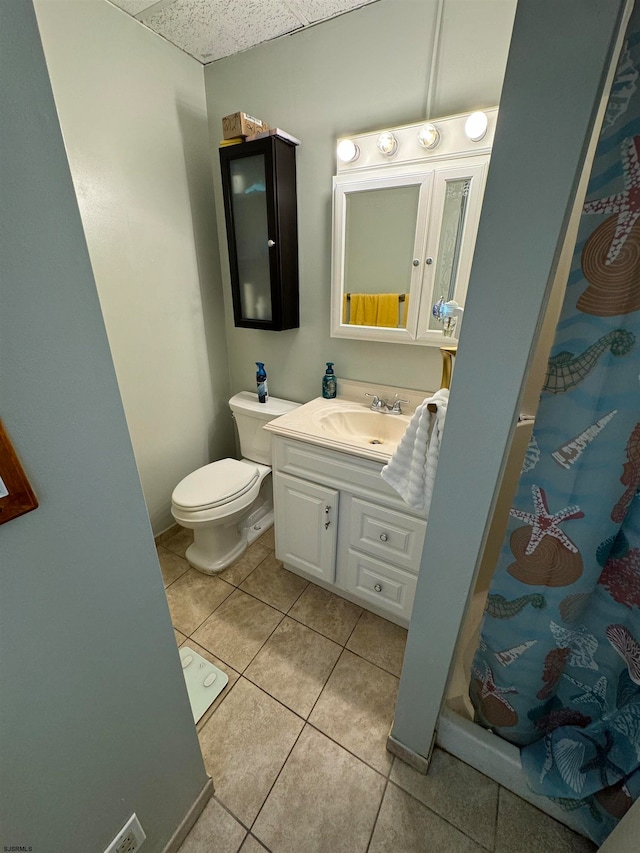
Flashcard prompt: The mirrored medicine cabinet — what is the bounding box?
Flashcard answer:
[331,108,497,345]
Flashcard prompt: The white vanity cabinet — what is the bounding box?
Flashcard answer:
[273,473,338,583]
[272,435,427,626]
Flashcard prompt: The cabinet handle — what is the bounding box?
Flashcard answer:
[379,533,388,542]
[374,583,383,593]
[412,259,420,267]
[325,521,331,530]
[325,505,331,514]
[425,257,433,265]
[267,239,276,248]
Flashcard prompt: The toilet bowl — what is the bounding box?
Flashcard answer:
[171,392,299,574]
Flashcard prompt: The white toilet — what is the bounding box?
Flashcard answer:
[171,392,299,575]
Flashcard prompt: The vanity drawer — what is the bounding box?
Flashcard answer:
[345,550,417,621]
[348,498,426,572]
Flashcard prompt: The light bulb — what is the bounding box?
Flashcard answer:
[418,123,440,149]
[376,131,397,156]
[337,139,359,163]
[464,111,488,142]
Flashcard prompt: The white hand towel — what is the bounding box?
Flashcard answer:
[381,388,449,511]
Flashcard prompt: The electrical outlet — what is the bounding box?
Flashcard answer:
[104,813,146,853]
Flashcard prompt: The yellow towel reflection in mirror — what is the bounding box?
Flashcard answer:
[343,293,409,328]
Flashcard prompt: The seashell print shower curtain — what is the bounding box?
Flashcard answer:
[470,7,640,844]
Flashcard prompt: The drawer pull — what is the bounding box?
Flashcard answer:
[379,533,388,542]
[374,583,383,592]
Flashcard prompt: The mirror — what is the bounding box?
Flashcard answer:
[331,109,497,345]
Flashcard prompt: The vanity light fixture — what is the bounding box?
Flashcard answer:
[376,131,398,156]
[337,138,360,163]
[418,123,440,150]
[464,111,488,142]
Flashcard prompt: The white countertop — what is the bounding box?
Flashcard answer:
[264,379,433,464]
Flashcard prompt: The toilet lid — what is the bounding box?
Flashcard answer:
[172,459,260,511]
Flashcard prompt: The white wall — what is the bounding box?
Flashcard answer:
[205,0,517,403]
[0,3,208,850]
[35,0,235,534]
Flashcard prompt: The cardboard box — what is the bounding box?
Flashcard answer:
[222,111,269,140]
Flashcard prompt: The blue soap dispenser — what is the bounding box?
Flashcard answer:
[322,362,337,399]
[256,362,268,403]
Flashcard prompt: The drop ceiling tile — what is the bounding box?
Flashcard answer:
[214,0,303,52]
[292,0,376,25]
[140,0,303,62]
[140,0,240,62]
[109,0,159,15]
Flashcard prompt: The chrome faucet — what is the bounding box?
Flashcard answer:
[365,393,388,412]
[365,393,409,414]
[388,398,409,415]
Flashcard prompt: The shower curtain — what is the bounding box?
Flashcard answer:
[470,8,640,844]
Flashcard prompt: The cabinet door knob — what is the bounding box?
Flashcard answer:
[412,259,420,267]
[379,533,388,542]
[425,257,433,265]
[267,239,276,247]
[325,505,331,514]
[374,583,383,592]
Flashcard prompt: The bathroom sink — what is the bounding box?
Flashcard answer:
[263,381,428,463]
[311,407,409,448]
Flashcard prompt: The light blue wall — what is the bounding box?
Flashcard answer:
[0,3,208,850]
[392,0,630,760]
[205,0,517,403]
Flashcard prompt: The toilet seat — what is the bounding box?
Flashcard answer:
[172,458,260,512]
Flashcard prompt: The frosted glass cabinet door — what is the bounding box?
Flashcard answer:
[228,155,272,322]
[220,134,300,331]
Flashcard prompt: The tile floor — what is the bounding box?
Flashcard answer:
[156,526,596,853]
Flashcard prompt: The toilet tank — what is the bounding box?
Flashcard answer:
[229,391,300,465]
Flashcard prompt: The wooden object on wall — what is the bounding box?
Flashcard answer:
[0,420,38,524]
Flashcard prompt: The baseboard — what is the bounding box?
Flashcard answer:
[386,731,432,774]
[162,776,214,853]
[155,523,180,547]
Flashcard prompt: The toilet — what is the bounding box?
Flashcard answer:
[171,392,299,575]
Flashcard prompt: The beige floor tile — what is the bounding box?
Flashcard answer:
[288,584,362,644]
[179,639,240,730]
[240,553,308,612]
[157,545,190,588]
[390,748,498,849]
[257,526,275,550]
[309,649,398,775]
[192,589,283,671]
[198,678,304,826]
[218,540,272,587]
[245,617,341,717]
[346,610,407,677]
[162,526,193,558]
[369,782,483,852]
[239,836,268,852]
[495,788,596,853]
[252,724,385,853]
[174,628,187,645]
[165,570,234,635]
[177,797,246,853]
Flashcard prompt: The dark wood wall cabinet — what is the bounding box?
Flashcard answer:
[219,133,300,330]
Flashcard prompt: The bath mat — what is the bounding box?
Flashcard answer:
[179,645,229,723]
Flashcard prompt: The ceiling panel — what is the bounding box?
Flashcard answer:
[291,0,374,25]
[106,0,380,64]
